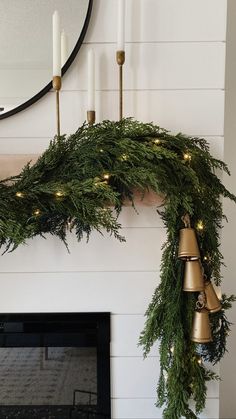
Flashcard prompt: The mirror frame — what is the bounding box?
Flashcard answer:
[0,0,93,120]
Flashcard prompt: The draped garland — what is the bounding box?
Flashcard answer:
[0,119,235,418]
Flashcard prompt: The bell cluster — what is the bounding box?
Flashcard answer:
[178,217,222,344]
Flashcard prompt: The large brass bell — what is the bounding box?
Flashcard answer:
[205,281,222,313]
[191,308,212,343]
[191,292,212,343]
[178,228,200,260]
[183,260,204,292]
[178,215,200,260]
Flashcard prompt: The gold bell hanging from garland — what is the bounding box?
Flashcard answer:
[178,214,200,260]
[191,292,212,343]
[183,260,205,292]
[204,280,222,313]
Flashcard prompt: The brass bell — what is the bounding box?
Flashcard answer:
[191,308,212,343]
[183,260,204,292]
[178,228,200,260]
[205,281,222,313]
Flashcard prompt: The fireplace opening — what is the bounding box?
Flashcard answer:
[0,313,111,419]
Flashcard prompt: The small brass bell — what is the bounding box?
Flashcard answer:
[191,308,212,343]
[178,228,200,260]
[183,260,205,292]
[191,293,212,344]
[178,214,200,260]
[205,281,222,313]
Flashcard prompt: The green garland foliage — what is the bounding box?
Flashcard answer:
[0,119,235,418]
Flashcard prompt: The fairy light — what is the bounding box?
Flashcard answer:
[183,153,191,161]
[15,191,24,198]
[154,139,160,145]
[197,357,202,365]
[55,191,64,198]
[33,209,41,216]
[120,154,128,161]
[103,173,110,180]
[196,220,204,231]
[99,148,104,153]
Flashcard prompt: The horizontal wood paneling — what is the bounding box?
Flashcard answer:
[111,357,219,399]
[0,228,165,273]
[0,90,224,137]
[62,42,225,91]
[111,398,219,419]
[111,315,158,357]
[0,43,225,104]
[0,136,224,160]
[0,272,158,314]
[86,0,226,43]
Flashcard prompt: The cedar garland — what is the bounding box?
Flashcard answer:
[0,119,235,418]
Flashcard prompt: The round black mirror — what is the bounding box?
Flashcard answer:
[0,0,93,120]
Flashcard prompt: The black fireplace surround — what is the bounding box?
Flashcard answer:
[0,312,111,419]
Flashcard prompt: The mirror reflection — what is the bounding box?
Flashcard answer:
[0,0,90,114]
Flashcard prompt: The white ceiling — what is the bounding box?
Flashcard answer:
[0,0,89,69]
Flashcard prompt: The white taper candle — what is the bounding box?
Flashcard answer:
[61,30,69,67]
[53,10,61,76]
[87,49,95,111]
[117,0,125,51]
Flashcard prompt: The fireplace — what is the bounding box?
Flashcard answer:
[0,313,111,418]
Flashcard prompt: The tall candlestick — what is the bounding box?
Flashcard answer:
[53,10,61,76]
[61,30,69,67]
[117,0,125,51]
[87,49,95,111]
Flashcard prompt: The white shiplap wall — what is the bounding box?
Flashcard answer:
[0,1,227,418]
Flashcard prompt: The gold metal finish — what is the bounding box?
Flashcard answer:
[87,110,96,125]
[205,281,222,313]
[116,50,125,66]
[53,76,62,137]
[178,228,200,260]
[191,308,212,343]
[183,260,204,292]
[116,50,125,121]
[52,76,62,91]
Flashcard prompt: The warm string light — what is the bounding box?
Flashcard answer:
[120,153,128,161]
[197,356,202,365]
[203,254,211,263]
[193,355,202,365]
[15,191,24,198]
[55,191,64,198]
[196,220,204,231]
[94,176,110,187]
[183,152,191,161]
[154,139,160,145]
[33,209,41,216]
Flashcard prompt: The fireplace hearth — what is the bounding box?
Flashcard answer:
[0,313,111,419]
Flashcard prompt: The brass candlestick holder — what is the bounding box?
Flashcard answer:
[87,110,96,125]
[116,50,125,120]
[53,76,62,137]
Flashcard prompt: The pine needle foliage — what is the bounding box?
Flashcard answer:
[0,118,235,417]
